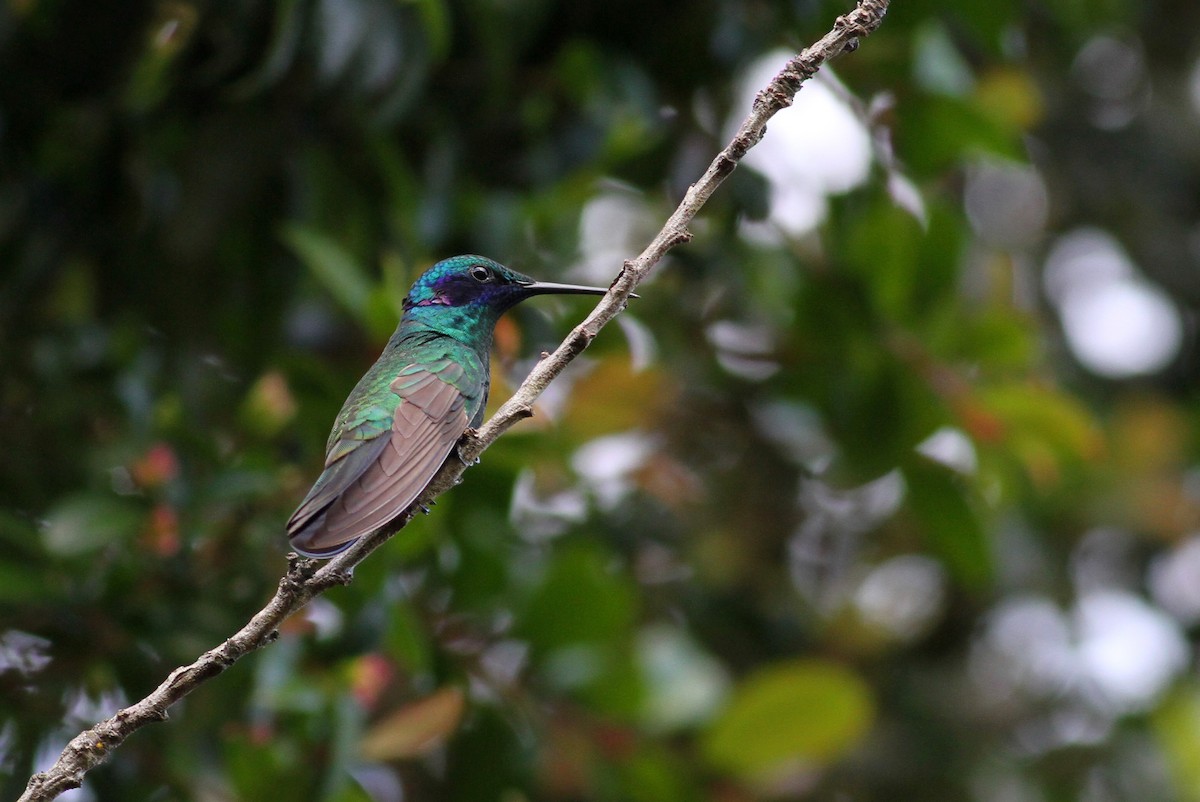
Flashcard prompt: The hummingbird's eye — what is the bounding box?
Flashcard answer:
[469,265,493,283]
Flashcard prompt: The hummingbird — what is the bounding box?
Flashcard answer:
[287,255,612,558]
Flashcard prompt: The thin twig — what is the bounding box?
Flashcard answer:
[17,2,889,799]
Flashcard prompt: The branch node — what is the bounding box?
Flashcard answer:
[669,228,694,247]
[835,11,871,39]
[754,84,795,115]
[285,553,320,583]
[722,148,740,170]
[213,646,238,668]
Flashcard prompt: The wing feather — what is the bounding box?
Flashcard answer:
[287,359,472,557]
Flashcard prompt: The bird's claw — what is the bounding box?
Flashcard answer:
[455,428,482,466]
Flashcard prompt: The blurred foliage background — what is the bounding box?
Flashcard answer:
[3,0,1200,800]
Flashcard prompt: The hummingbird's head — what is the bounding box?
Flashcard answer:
[403,255,610,318]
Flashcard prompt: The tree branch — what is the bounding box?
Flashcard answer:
[18,2,889,799]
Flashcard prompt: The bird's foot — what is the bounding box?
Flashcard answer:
[455,428,482,466]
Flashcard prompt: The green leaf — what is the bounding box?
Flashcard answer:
[620,746,696,802]
[578,645,646,719]
[841,198,963,324]
[405,0,452,60]
[385,602,433,674]
[980,382,1101,469]
[1153,684,1200,802]
[445,709,527,802]
[518,543,637,654]
[281,224,374,318]
[702,659,874,779]
[0,561,56,602]
[930,306,1037,369]
[902,456,993,589]
[897,94,1024,177]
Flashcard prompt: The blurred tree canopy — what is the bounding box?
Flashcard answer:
[3,0,1200,800]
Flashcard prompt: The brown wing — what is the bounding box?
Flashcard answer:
[287,363,469,557]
